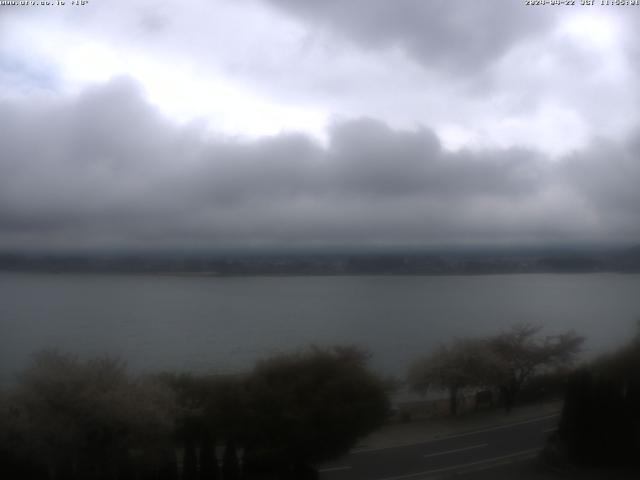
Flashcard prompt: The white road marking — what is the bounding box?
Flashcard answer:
[319,465,351,473]
[423,443,487,458]
[352,413,559,454]
[372,448,540,480]
[429,413,560,441]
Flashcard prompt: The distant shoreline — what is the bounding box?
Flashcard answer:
[1,269,639,278]
[1,245,639,277]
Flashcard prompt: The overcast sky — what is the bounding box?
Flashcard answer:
[1,0,640,250]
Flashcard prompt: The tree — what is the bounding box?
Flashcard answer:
[408,325,584,415]
[221,438,240,480]
[488,324,584,411]
[11,351,176,480]
[0,390,48,479]
[407,339,500,416]
[242,346,390,478]
[158,372,245,479]
[157,372,208,480]
[199,430,219,480]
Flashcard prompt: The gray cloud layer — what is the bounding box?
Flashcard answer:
[1,77,639,249]
[262,0,558,73]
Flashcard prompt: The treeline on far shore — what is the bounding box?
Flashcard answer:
[1,324,639,479]
[1,244,640,276]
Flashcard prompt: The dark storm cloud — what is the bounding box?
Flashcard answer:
[261,0,558,72]
[0,77,638,249]
[561,135,640,237]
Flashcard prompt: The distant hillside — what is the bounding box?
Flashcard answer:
[612,244,640,271]
[1,245,639,276]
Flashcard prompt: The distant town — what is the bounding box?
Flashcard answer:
[1,245,639,276]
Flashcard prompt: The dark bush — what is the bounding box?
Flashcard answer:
[558,341,640,466]
[517,370,570,404]
[242,346,390,476]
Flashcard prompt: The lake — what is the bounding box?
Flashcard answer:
[1,272,639,386]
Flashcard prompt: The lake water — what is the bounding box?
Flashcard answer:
[1,272,639,386]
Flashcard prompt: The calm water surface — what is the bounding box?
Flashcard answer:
[1,272,639,385]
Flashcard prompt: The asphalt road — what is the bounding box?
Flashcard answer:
[319,413,559,480]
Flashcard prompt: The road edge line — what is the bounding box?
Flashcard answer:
[370,448,540,480]
[352,412,559,454]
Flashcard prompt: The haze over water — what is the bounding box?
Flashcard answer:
[2,271,638,386]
